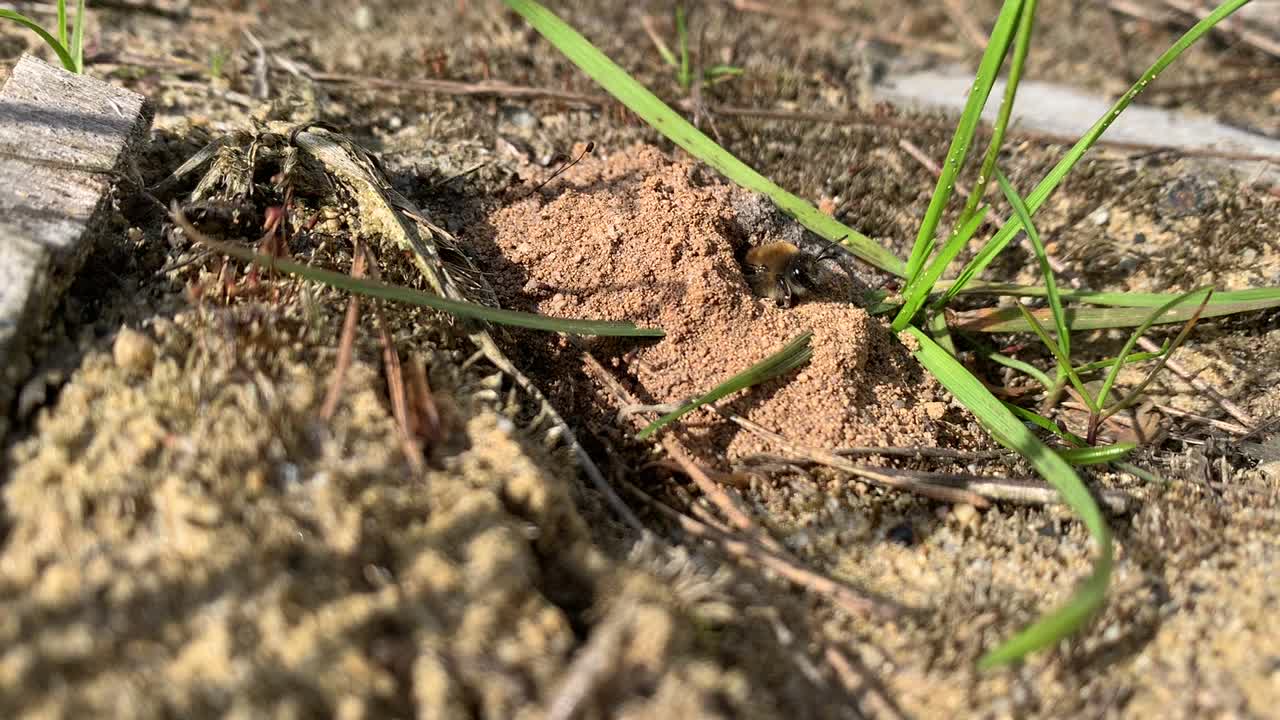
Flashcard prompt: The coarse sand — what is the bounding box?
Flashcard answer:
[480,144,984,461]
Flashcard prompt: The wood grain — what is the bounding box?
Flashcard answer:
[0,55,152,440]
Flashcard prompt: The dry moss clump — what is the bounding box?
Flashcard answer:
[0,306,756,718]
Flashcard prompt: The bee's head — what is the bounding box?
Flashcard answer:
[780,251,835,305]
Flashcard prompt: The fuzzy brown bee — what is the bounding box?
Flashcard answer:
[743,241,839,307]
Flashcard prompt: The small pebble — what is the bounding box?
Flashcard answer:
[922,401,947,420]
[353,5,373,31]
[501,105,540,131]
[113,328,156,375]
[952,503,980,529]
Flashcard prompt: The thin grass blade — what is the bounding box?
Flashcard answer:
[947,284,1279,308]
[705,65,744,82]
[996,168,1069,358]
[1116,461,1164,484]
[1093,287,1210,410]
[0,10,77,72]
[938,0,1253,304]
[958,0,1036,230]
[1058,443,1135,465]
[57,0,67,47]
[1005,401,1088,446]
[503,0,905,275]
[1016,305,1098,413]
[1073,346,1165,375]
[949,289,1273,332]
[70,0,85,73]
[675,3,690,89]
[637,332,813,440]
[906,327,1112,667]
[976,344,1053,391]
[901,0,1025,288]
[649,28,677,68]
[891,204,989,331]
[1101,289,1212,417]
[176,218,664,338]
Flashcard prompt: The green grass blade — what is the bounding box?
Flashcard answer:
[1101,289,1211,417]
[704,65,745,82]
[1005,401,1088,446]
[649,18,677,68]
[182,231,664,338]
[958,0,1036,230]
[1095,287,1210,410]
[1016,305,1098,413]
[902,0,1024,289]
[948,284,1280,308]
[974,342,1054,391]
[1058,443,1135,465]
[57,0,67,47]
[70,0,85,73]
[891,205,989,331]
[637,332,813,440]
[925,310,958,356]
[996,168,1069,358]
[949,289,1275,332]
[675,3,690,89]
[503,0,905,275]
[0,10,77,72]
[1073,346,1164,375]
[938,0,1253,304]
[1115,461,1164,484]
[906,327,1112,667]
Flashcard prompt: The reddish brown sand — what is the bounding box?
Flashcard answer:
[481,144,976,460]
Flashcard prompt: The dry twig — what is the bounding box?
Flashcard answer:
[1154,403,1250,435]
[721,411,991,506]
[622,480,901,620]
[739,452,1135,514]
[319,240,366,421]
[939,0,989,49]
[1158,0,1280,58]
[360,246,425,472]
[898,138,973,198]
[1136,336,1254,428]
[267,59,1280,166]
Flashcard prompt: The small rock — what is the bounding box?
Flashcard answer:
[1159,177,1215,219]
[113,327,156,375]
[1088,207,1110,226]
[353,5,374,31]
[501,105,540,131]
[952,503,980,529]
[15,375,47,420]
[922,401,947,420]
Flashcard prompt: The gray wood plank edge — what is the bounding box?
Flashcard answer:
[0,55,154,442]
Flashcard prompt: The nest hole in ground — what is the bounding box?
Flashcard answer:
[470,143,989,466]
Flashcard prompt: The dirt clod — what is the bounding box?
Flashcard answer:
[112,326,156,375]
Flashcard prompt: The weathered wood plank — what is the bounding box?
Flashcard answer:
[0,55,153,440]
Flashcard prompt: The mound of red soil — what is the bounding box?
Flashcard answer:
[481,144,975,459]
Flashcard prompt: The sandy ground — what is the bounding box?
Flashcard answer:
[2,1,1279,718]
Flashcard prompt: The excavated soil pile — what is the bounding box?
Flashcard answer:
[482,144,979,460]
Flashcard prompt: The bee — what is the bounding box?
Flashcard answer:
[743,240,841,307]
